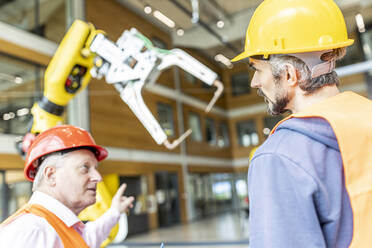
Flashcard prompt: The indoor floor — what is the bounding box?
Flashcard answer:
[108,211,250,248]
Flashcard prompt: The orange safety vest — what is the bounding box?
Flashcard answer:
[271,91,372,248]
[0,204,89,248]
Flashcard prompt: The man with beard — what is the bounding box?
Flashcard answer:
[232,0,372,247]
[0,125,134,248]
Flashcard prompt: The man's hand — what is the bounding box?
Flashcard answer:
[111,183,135,214]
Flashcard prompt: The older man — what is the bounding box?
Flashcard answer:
[232,0,372,247]
[0,125,134,248]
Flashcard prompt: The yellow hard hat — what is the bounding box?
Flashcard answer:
[232,0,354,62]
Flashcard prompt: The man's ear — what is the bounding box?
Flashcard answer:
[43,166,57,186]
[284,63,298,87]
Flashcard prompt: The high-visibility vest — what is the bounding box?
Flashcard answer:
[0,204,89,248]
[271,91,372,248]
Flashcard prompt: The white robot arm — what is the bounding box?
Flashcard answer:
[89,28,223,149]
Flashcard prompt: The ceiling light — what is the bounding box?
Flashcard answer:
[176,28,184,36]
[153,10,175,28]
[355,13,365,33]
[144,5,152,14]
[216,20,224,28]
[14,76,23,84]
[214,54,233,69]
[17,108,29,116]
[263,128,271,136]
[3,113,10,121]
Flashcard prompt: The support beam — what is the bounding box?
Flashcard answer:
[65,0,90,130]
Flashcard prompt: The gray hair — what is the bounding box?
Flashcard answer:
[268,48,346,94]
[32,152,66,192]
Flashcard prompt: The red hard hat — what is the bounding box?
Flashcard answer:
[24,125,108,181]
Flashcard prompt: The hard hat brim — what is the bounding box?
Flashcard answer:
[231,39,354,62]
[231,51,253,62]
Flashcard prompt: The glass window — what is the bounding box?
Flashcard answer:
[0,0,66,42]
[236,179,248,199]
[212,181,232,200]
[205,118,216,145]
[217,122,230,147]
[236,120,259,147]
[157,102,175,137]
[231,72,251,96]
[263,115,283,136]
[188,112,202,142]
[6,170,32,216]
[0,53,44,135]
[8,181,32,215]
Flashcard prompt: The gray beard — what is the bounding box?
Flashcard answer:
[257,89,290,116]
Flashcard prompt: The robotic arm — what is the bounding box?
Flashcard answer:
[28,20,223,150]
[88,25,223,148]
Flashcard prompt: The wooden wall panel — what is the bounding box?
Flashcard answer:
[221,62,263,109]
[188,165,248,174]
[234,166,249,174]
[0,154,24,170]
[188,165,234,174]
[176,169,187,223]
[145,173,158,229]
[183,105,232,158]
[89,77,180,153]
[228,113,266,159]
[0,39,51,66]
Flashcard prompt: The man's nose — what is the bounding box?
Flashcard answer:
[250,72,260,88]
[91,168,102,182]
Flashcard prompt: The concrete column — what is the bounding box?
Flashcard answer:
[0,171,9,221]
[230,173,239,212]
[173,67,194,221]
[65,0,90,130]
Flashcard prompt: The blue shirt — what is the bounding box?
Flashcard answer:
[248,118,353,248]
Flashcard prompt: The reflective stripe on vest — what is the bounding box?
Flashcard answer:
[271,91,372,248]
[0,204,89,248]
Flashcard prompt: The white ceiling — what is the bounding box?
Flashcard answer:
[119,0,372,66]
[1,0,372,68]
